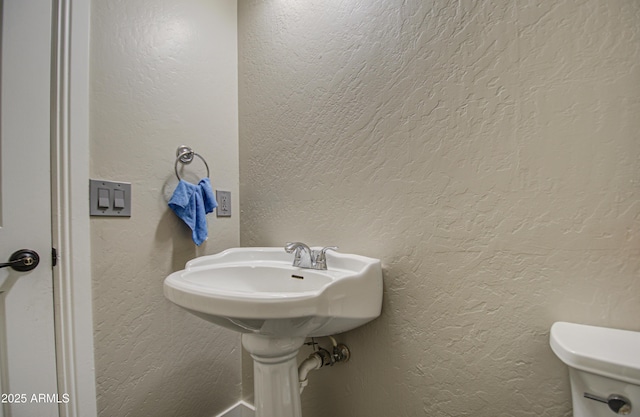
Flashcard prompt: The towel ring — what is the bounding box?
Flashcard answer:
[174,146,210,180]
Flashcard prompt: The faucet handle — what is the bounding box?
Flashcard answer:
[314,246,338,270]
[285,242,302,253]
[285,242,310,253]
[320,246,338,256]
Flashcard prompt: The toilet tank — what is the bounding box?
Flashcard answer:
[550,322,640,417]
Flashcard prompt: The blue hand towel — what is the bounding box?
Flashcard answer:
[168,178,218,246]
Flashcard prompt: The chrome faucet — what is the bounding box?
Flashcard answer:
[284,242,338,270]
[285,242,313,268]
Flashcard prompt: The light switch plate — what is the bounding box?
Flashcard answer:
[90,179,131,217]
[216,190,231,217]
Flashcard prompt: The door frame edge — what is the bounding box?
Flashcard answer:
[51,1,97,416]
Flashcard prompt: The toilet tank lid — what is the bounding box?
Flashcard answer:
[550,322,640,386]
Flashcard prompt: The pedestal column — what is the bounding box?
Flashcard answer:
[242,334,306,417]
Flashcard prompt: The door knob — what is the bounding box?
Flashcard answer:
[0,249,40,272]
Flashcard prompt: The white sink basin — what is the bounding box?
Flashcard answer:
[163,247,383,337]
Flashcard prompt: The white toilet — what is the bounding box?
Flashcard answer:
[550,322,640,416]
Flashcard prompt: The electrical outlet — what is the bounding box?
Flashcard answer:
[216,190,231,217]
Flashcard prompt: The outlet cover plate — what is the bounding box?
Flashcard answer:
[216,190,231,217]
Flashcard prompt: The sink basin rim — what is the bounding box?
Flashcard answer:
[163,247,383,333]
[171,263,342,300]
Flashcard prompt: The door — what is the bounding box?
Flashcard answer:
[0,1,59,416]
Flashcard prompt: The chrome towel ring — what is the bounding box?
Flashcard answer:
[174,145,210,180]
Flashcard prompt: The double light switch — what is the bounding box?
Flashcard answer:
[90,179,131,217]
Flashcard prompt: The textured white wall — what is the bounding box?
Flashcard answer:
[90,1,240,416]
[239,1,640,416]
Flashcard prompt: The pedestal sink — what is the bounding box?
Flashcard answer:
[163,247,383,417]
